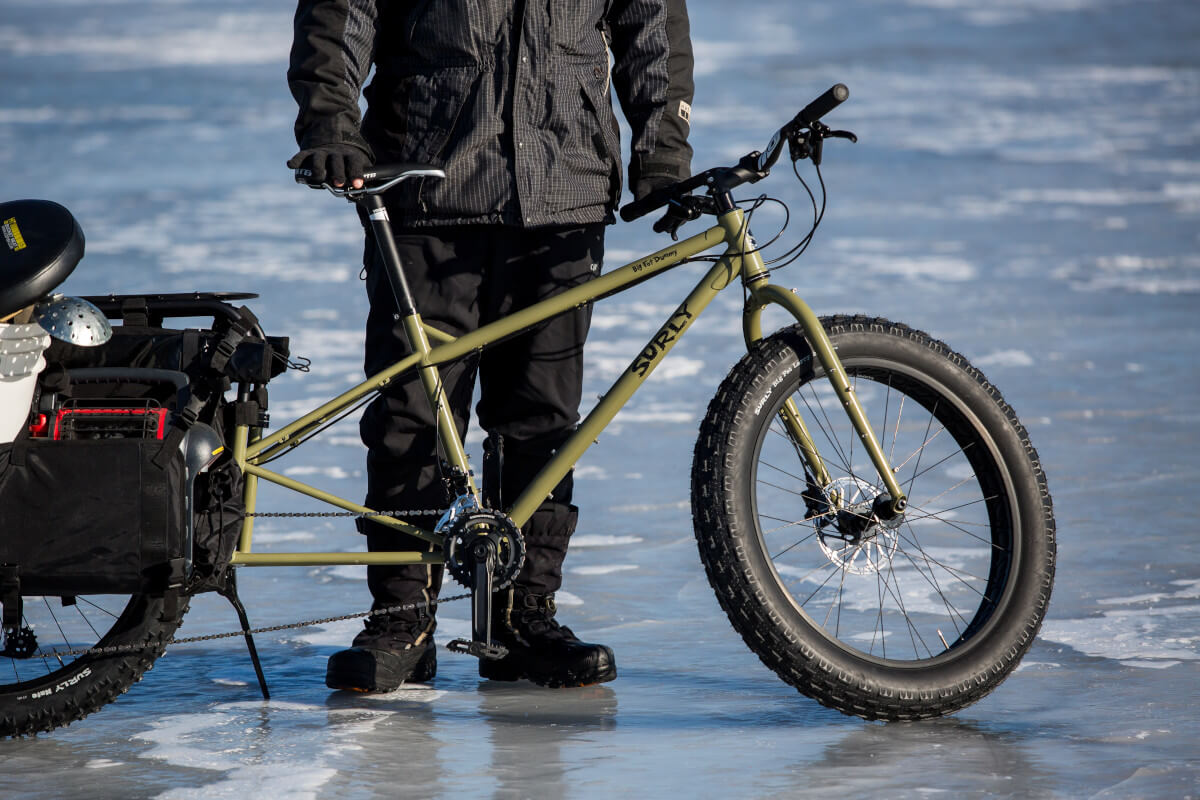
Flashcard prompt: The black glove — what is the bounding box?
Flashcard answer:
[287,143,372,187]
[631,174,677,203]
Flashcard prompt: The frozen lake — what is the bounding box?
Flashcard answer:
[2,0,1198,796]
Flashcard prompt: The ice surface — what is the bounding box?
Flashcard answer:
[1,0,1198,797]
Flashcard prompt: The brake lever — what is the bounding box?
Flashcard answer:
[788,125,858,166]
[652,195,713,240]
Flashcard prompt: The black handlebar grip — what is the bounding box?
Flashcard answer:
[619,171,711,222]
[793,83,849,127]
[621,187,668,222]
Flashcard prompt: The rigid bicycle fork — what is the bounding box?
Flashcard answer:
[724,201,909,522]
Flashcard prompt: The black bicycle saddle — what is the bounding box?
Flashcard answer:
[0,199,85,317]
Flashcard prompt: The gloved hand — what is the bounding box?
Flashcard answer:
[287,143,372,188]
[631,173,677,203]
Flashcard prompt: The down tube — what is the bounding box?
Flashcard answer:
[506,255,740,527]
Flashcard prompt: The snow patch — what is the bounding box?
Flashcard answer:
[974,350,1034,368]
[283,465,355,481]
[252,531,318,544]
[571,534,646,547]
[570,564,639,576]
[555,590,585,607]
[1041,604,1200,664]
[574,465,609,480]
[0,13,292,69]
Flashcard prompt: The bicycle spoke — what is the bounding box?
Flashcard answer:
[873,564,887,657]
[798,563,842,607]
[903,499,1006,549]
[757,475,813,501]
[891,420,948,478]
[77,603,103,641]
[848,373,857,477]
[769,528,821,560]
[892,538,973,634]
[880,553,929,658]
[797,387,857,481]
[904,402,939,499]
[894,530,989,596]
[879,374,893,465]
[824,564,848,629]
[79,596,122,620]
[45,598,72,653]
[759,450,813,487]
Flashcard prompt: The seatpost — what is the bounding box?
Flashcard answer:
[361,194,419,319]
[358,191,478,500]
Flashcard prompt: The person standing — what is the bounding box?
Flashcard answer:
[287,0,694,691]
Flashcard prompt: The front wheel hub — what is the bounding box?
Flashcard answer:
[815,476,904,575]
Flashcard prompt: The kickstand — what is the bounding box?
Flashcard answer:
[217,569,270,700]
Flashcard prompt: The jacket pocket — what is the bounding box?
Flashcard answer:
[548,63,622,213]
[392,68,477,165]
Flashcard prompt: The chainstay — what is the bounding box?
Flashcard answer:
[38,593,472,659]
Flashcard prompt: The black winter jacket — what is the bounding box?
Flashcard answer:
[288,0,694,227]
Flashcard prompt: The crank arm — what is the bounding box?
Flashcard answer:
[446,540,508,660]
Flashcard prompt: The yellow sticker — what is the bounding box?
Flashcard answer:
[3,217,27,252]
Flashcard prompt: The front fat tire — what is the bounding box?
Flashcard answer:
[691,316,1056,720]
[0,594,188,737]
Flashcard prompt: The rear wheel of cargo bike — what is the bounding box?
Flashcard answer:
[0,593,188,736]
[691,316,1055,720]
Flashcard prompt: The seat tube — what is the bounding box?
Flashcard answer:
[359,194,477,497]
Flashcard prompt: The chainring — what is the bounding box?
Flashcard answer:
[442,510,525,590]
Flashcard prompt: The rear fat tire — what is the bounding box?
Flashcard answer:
[0,594,188,737]
[691,316,1055,720]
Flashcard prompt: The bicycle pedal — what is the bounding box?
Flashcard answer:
[447,638,509,660]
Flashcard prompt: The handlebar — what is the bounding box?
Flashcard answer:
[619,83,850,224]
[789,83,849,130]
[620,170,715,223]
[295,162,446,199]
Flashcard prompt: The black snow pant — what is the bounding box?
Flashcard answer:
[358,221,603,635]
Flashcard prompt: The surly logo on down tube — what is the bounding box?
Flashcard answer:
[631,303,693,377]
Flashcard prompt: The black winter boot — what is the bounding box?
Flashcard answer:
[326,616,437,692]
[479,590,616,687]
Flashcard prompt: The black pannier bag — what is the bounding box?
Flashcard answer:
[0,436,187,595]
[2,293,291,596]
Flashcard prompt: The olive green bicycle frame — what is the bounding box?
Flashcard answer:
[228,208,907,568]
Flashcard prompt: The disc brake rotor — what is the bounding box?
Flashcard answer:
[815,476,900,576]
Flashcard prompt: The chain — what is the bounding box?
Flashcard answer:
[240,508,447,519]
[38,593,472,659]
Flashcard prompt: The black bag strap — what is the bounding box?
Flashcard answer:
[207,306,259,376]
[153,306,259,469]
[120,297,151,328]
